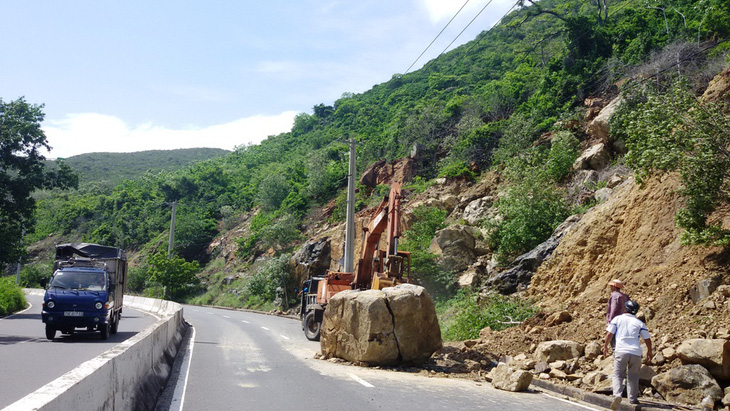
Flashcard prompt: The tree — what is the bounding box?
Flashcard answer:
[0,97,77,269]
[147,252,200,299]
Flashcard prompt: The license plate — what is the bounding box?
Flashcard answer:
[64,311,83,317]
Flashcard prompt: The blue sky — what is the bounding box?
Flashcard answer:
[0,1,514,158]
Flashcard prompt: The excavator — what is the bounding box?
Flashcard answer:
[300,182,411,341]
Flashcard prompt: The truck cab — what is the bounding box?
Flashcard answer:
[42,243,126,340]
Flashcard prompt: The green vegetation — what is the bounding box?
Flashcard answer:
[5,0,729,337]
[487,131,580,264]
[46,148,229,190]
[613,79,730,245]
[0,277,27,316]
[0,98,78,270]
[438,289,538,341]
[400,206,454,299]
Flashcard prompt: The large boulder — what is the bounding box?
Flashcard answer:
[491,363,533,392]
[534,340,585,363]
[429,225,477,272]
[573,143,611,171]
[320,284,442,365]
[651,364,723,405]
[676,339,730,380]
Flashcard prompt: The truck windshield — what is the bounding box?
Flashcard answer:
[49,270,107,291]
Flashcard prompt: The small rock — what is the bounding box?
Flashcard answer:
[549,360,566,370]
[606,174,623,188]
[491,363,533,392]
[538,373,551,380]
[701,300,716,310]
[534,362,550,374]
[535,340,585,362]
[464,339,478,348]
[545,311,572,327]
[584,341,602,361]
[662,347,677,361]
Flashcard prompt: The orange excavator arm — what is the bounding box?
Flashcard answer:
[352,182,406,289]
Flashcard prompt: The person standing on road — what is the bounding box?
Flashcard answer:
[606,279,629,324]
[602,300,653,410]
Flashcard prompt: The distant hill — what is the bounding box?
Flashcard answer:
[47,148,229,188]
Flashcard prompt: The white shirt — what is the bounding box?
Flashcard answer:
[606,313,650,356]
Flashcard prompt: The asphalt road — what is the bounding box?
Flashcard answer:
[0,293,156,408]
[162,305,599,411]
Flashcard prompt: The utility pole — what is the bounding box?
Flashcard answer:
[344,139,357,273]
[167,201,177,257]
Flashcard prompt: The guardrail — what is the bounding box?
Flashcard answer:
[4,291,186,411]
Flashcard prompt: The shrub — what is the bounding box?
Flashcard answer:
[438,289,538,341]
[612,80,730,245]
[259,214,303,250]
[147,253,200,299]
[243,253,293,308]
[0,276,27,316]
[19,263,52,288]
[437,160,477,181]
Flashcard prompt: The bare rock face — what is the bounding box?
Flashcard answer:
[462,196,495,225]
[359,158,414,188]
[651,364,723,405]
[320,284,442,365]
[676,339,730,380]
[534,340,585,363]
[291,238,331,285]
[491,362,533,392]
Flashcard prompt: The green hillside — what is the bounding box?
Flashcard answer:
[45,148,229,189]
[7,0,730,309]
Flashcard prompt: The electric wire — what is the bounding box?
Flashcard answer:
[403,0,472,75]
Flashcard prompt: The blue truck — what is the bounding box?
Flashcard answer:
[41,243,127,340]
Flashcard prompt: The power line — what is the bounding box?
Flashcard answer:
[438,0,496,56]
[403,0,472,75]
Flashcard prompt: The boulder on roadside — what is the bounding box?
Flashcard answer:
[651,364,723,405]
[491,363,533,392]
[676,339,730,380]
[534,340,585,363]
[320,284,442,365]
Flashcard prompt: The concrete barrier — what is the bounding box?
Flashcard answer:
[5,291,186,411]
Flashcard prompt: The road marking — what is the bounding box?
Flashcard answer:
[349,374,374,388]
[261,326,270,331]
[223,315,230,318]
[241,320,250,324]
[1,300,33,321]
[169,326,196,411]
[543,393,600,410]
[280,335,290,340]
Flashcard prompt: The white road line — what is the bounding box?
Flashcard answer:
[542,393,600,410]
[0,301,34,321]
[223,315,230,319]
[280,335,290,340]
[241,320,250,324]
[349,374,374,388]
[169,326,196,411]
[261,326,270,331]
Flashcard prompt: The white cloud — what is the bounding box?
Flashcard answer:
[43,111,298,159]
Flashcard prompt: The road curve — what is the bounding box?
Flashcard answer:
[0,293,156,408]
[163,305,598,411]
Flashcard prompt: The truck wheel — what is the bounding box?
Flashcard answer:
[303,311,321,341]
[45,325,56,340]
[99,323,109,340]
[110,313,119,335]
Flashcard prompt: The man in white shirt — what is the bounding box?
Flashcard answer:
[602,300,653,410]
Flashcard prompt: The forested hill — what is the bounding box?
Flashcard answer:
[21,0,730,304]
[45,148,229,189]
